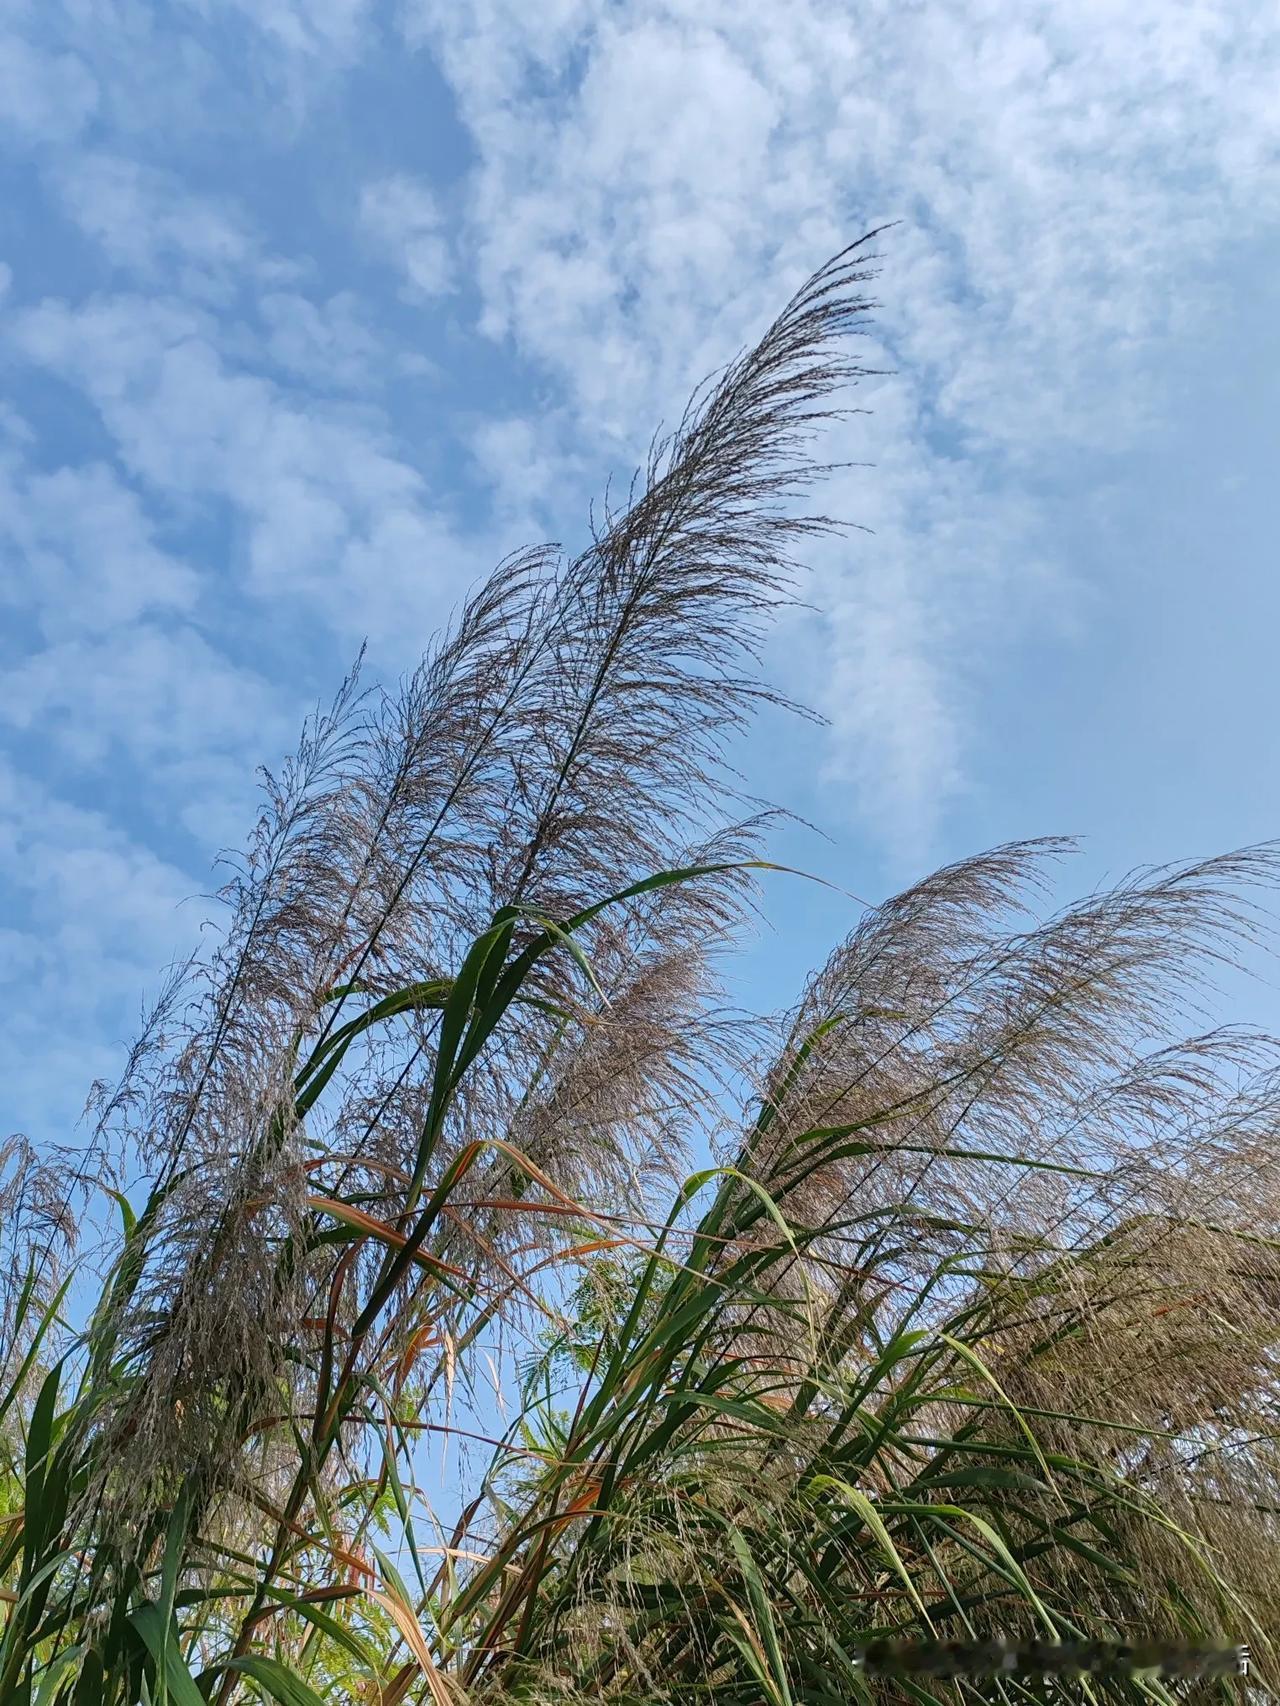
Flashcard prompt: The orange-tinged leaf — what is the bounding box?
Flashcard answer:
[563,1478,602,1518]
[377,1663,418,1706]
[393,1324,441,1392]
[366,1586,456,1705]
[306,1196,469,1281]
[245,1488,376,1582]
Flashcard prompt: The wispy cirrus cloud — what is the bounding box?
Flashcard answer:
[405,0,1280,857]
[359,173,454,299]
[214,0,377,61]
[2,0,380,158]
[0,20,97,145]
[0,450,197,636]
[7,291,467,644]
[0,754,200,1141]
[0,390,298,866]
[50,155,259,297]
[257,288,431,390]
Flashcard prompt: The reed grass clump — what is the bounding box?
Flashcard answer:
[1,237,1276,1705]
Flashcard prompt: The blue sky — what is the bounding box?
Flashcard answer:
[3,0,1280,1159]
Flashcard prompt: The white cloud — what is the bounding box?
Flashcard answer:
[1,2,232,152]
[466,411,592,534]
[0,3,442,1152]
[257,289,434,389]
[406,0,1280,859]
[53,155,257,299]
[2,0,375,164]
[48,158,413,394]
[258,289,387,387]
[6,291,467,651]
[0,767,192,972]
[0,430,295,846]
[360,174,452,299]
[0,18,98,145]
[0,452,198,636]
[205,0,376,63]
[0,754,199,1143]
[1,624,288,768]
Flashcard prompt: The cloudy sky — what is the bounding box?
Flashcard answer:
[3,0,1279,1155]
